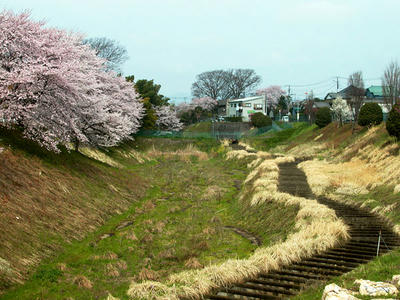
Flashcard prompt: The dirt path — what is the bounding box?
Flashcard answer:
[207,160,400,299]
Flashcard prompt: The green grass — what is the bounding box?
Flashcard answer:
[183,121,212,133]
[0,136,298,300]
[243,122,315,151]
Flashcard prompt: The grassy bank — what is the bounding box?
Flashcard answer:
[243,122,315,151]
[0,133,299,299]
[246,122,400,298]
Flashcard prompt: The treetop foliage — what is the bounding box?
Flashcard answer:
[358,103,383,127]
[315,107,332,128]
[134,79,170,107]
[83,37,128,73]
[0,10,144,151]
[250,112,272,128]
[256,85,286,107]
[192,69,261,100]
[386,104,400,138]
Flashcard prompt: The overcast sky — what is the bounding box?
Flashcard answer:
[2,0,400,103]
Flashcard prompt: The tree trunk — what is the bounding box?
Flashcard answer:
[74,139,80,152]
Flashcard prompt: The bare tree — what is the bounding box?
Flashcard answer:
[225,69,261,99]
[83,37,128,73]
[191,70,228,100]
[191,69,261,100]
[347,71,365,129]
[382,61,400,107]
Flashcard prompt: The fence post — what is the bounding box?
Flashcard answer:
[376,230,381,257]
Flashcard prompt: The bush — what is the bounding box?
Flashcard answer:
[315,107,332,128]
[225,116,243,122]
[250,112,272,128]
[358,103,383,126]
[386,104,400,138]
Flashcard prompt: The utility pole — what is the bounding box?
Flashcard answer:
[336,77,339,92]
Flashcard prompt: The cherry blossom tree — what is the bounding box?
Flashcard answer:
[256,85,287,107]
[191,97,218,111]
[0,10,143,151]
[175,102,192,113]
[155,105,183,131]
[332,97,351,127]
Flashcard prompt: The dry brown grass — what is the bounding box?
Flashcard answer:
[201,185,227,201]
[146,144,208,162]
[138,267,159,281]
[298,159,377,196]
[79,147,123,168]
[226,149,257,160]
[184,258,203,269]
[116,148,149,163]
[73,275,93,289]
[287,142,329,157]
[299,125,400,196]
[106,293,120,300]
[0,149,146,289]
[127,153,349,300]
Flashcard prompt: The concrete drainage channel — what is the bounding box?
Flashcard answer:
[207,160,400,299]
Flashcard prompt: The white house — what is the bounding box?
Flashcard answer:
[226,95,267,122]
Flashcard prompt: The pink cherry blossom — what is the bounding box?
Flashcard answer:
[256,85,287,107]
[155,105,183,131]
[0,10,144,151]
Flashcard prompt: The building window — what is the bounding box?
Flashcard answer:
[245,103,251,107]
[254,104,263,110]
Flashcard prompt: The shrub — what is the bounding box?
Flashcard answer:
[225,116,243,122]
[358,103,383,126]
[315,107,332,128]
[250,112,272,128]
[386,104,400,138]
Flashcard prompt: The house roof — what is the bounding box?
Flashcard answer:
[366,85,384,97]
[324,85,364,100]
[228,95,265,103]
[325,92,338,100]
[313,102,330,108]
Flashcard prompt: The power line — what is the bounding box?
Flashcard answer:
[284,77,336,88]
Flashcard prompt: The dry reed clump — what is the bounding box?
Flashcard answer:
[184,257,203,269]
[103,252,118,260]
[127,154,348,300]
[138,267,159,281]
[73,275,93,289]
[288,142,328,158]
[106,293,120,300]
[298,126,400,196]
[247,157,262,169]
[79,147,123,168]
[106,263,120,277]
[201,185,227,201]
[298,159,380,197]
[238,141,256,152]
[116,148,149,163]
[146,144,208,162]
[221,139,230,147]
[226,149,257,160]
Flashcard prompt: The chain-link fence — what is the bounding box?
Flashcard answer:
[134,121,293,140]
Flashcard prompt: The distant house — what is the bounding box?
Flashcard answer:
[365,85,385,100]
[313,101,331,109]
[325,85,391,120]
[226,95,267,122]
[324,85,365,101]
